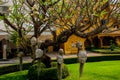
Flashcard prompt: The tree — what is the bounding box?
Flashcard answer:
[0,0,119,55]
[40,0,120,49]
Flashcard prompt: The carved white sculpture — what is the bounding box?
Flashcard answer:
[35,49,43,58]
[78,50,87,63]
[57,49,64,64]
[31,37,37,46]
[76,42,87,77]
[76,42,87,63]
[57,49,64,80]
[57,55,63,64]
[76,42,82,49]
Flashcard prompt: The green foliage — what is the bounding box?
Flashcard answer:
[0,62,32,75]
[0,16,5,20]
[10,31,19,44]
[8,0,29,26]
[28,62,69,80]
[110,40,116,51]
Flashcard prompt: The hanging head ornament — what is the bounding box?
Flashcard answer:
[35,49,43,58]
[58,48,64,56]
[76,42,82,50]
[31,37,37,46]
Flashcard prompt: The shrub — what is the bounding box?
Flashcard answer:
[28,62,69,80]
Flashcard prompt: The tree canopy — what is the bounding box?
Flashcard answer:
[0,0,119,49]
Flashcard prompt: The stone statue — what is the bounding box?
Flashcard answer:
[30,37,37,59]
[31,37,51,68]
[57,49,64,64]
[57,48,64,80]
[76,42,87,77]
[31,37,37,46]
[78,50,87,63]
[35,49,43,58]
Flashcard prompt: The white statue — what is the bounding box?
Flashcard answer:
[57,49,64,64]
[76,42,87,63]
[35,49,43,58]
[78,50,87,63]
[31,37,37,46]
[57,49,64,80]
[76,42,87,77]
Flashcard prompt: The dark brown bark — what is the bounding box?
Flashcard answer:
[0,13,18,31]
[4,18,17,31]
[75,25,107,38]
[26,0,35,7]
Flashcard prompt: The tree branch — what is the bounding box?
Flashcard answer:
[47,0,60,8]
[74,21,107,38]
[26,0,35,7]
[0,13,17,31]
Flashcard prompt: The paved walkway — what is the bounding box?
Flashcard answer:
[0,51,120,66]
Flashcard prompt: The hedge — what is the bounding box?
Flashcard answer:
[55,55,120,64]
[86,55,120,62]
[91,50,120,54]
[0,62,32,75]
[28,62,69,80]
[0,55,120,75]
[91,48,120,54]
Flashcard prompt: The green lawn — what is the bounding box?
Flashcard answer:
[0,60,120,80]
[0,70,28,80]
[65,60,120,80]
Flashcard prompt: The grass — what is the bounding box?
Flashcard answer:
[65,60,120,80]
[0,70,28,80]
[0,60,120,80]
